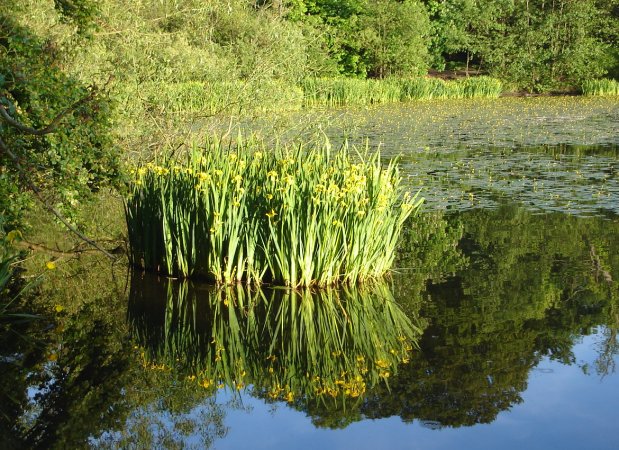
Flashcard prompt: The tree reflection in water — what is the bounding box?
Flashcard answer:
[362,205,619,428]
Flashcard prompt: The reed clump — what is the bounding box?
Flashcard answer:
[301,76,503,107]
[581,78,619,96]
[125,137,422,287]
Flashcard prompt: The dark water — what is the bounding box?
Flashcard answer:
[2,97,619,449]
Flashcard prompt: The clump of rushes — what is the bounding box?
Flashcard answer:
[125,136,422,287]
[301,76,503,107]
[581,79,619,96]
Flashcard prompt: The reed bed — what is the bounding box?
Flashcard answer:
[125,137,422,287]
[123,80,304,116]
[128,278,422,404]
[120,76,502,119]
[581,78,619,96]
[301,76,503,107]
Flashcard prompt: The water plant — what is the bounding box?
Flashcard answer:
[0,226,39,322]
[581,79,619,96]
[301,76,503,107]
[125,137,422,287]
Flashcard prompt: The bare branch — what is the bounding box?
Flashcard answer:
[0,135,117,260]
[0,88,97,135]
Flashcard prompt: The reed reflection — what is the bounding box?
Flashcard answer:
[128,276,424,406]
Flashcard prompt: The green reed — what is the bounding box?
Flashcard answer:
[301,76,503,107]
[124,80,304,116]
[120,77,502,119]
[128,279,422,404]
[581,78,619,96]
[125,137,422,287]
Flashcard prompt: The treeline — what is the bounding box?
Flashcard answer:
[7,1,619,91]
[292,0,619,91]
[276,1,619,92]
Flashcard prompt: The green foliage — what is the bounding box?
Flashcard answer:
[287,0,431,78]
[423,0,619,92]
[128,80,304,117]
[358,0,430,78]
[125,137,421,286]
[53,0,100,36]
[0,13,121,226]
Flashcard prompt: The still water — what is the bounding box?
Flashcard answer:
[1,97,618,449]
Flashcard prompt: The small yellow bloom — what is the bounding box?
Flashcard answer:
[54,304,65,313]
[285,391,294,403]
[375,359,389,369]
[46,261,56,270]
[266,209,277,219]
[267,170,278,181]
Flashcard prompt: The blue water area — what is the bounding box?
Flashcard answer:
[215,331,619,450]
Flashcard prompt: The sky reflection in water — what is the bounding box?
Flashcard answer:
[215,332,619,450]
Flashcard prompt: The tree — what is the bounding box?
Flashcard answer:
[0,8,120,231]
[422,0,618,91]
[359,0,430,78]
